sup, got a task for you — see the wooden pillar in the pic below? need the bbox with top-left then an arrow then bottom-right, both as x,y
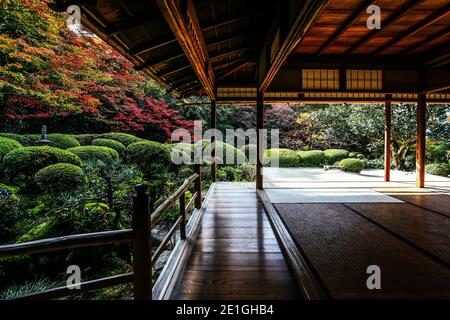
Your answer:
132,185 -> 152,300
384,96 -> 392,182
194,164 -> 202,209
416,93 -> 426,188
256,91 -> 264,190
211,100 -> 217,182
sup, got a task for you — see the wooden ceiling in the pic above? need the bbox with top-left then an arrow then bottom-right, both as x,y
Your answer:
50,0 -> 450,100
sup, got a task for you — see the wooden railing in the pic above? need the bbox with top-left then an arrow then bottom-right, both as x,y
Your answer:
0,164 -> 202,300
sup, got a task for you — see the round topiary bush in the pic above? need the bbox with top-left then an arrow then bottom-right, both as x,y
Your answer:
264,149 -> 299,167
72,134 -> 99,146
241,144 -> 257,163
196,140 -> 246,165
339,158 -> 365,173
324,149 -> 349,165
298,150 -> 325,167
68,146 -> 119,163
47,134 -> 80,149
3,146 -> 82,184
98,133 -> 142,147
92,139 -> 126,155
170,143 -> 193,165
0,137 -> 22,161
35,163 -> 85,193
127,141 -> 171,177
0,133 -> 35,146
426,163 -> 450,177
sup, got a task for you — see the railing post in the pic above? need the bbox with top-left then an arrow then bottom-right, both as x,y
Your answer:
179,193 -> 186,240
132,184 -> 152,300
194,164 -> 202,209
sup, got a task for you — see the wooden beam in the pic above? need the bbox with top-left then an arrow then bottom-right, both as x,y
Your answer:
316,0 -> 376,56
201,14 -> 254,32
130,37 -> 178,56
258,0 -> 329,92
416,94 -> 426,188
211,99 -> 217,182
105,14 -> 159,35
373,4 -> 450,56
256,91 -> 264,190
206,33 -> 249,48
401,27 -> 450,55
159,64 -> 192,78
134,52 -> 185,71
345,0 -> 424,55
384,96 -> 392,182
156,0 -> 215,99
210,47 -> 251,63
216,61 -> 250,81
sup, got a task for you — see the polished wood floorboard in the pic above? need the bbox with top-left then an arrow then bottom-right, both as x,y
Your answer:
173,183 -> 302,300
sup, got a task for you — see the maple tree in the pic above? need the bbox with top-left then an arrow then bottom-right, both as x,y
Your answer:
0,0 -> 191,140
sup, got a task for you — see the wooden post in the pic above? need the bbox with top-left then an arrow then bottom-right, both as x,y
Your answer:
384,96 -> 392,182
179,192 -> 186,240
256,91 -> 264,190
132,184 -> 152,300
194,164 -> 202,209
211,99 -> 217,182
416,93 -> 426,188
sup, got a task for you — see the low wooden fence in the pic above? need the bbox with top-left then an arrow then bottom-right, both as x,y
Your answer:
0,165 -> 202,300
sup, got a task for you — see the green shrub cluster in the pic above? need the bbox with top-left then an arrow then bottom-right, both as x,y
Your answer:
46,134 -> 80,149
298,150 -> 325,167
92,139 -> 126,155
264,149 -> 299,167
72,134 -> 99,146
196,140 -> 246,165
324,149 -> 349,165
127,141 -> 171,177
35,163 -> 85,193
240,144 -> 257,161
0,137 -> 22,161
426,163 -> 450,177
3,146 -> 82,184
339,158 -> 365,173
0,133 -> 35,146
98,133 -> 142,146
68,146 -> 119,163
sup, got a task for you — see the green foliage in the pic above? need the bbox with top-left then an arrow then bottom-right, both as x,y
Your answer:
425,163 -> 450,177
98,133 -> 142,147
0,133 -> 35,146
0,190 -> 21,243
0,137 -> 22,161
427,143 -> 448,164
264,149 -> 299,167
324,149 -> 349,165
17,221 -> 55,243
298,150 -> 325,167
363,158 -> 385,169
35,163 -> 85,193
0,277 -> 59,300
196,140 -> 246,165
47,134 -> 80,149
3,146 -> 82,185
92,139 -> 126,155
241,144 -> 257,162
72,134 -> 99,146
68,146 -> 119,163
127,141 -> 171,178
339,158 -> 364,173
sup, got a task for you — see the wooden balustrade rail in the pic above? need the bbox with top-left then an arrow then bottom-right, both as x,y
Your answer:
0,164 -> 203,300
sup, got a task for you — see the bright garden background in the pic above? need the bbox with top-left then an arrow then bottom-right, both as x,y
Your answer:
0,0 -> 449,299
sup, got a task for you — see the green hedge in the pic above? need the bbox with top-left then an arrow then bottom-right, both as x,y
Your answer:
98,133 -> 142,146
3,147 -> 82,184
72,134 -> 99,146
196,140 -> 246,165
127,141 -> 171,177
298,150 -> 325,167
339,158 -> 364,173
324,149 -> 349,165
241,144 -> 257,162
17,221 -> 55,243
264,149 -> 299,167
92,139 -> 126,155
426,163 -> 450,177
68,146 -> 119,163
35,163 -> 85,193
0,133 -> 35,146
0,137 -> 22,161
46,134 -> 80,149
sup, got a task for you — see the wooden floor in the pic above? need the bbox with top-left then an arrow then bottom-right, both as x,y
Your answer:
173,183 -> 302,300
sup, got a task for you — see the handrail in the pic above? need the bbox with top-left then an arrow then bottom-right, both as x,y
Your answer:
0,230 -> 133,258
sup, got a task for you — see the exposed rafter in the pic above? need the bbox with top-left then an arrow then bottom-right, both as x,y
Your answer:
156,0 -> 215,99
345,0 -> 424,55
373,4 -> 450,56
216,61 -> 251,82
210,47 -> 251,63
159,64 -> 192,78
206,33 -> 249,49
134,53 -> 185,71
130,37 -> 177,56
401,27 -> 450,55
201,14 -> 255,32
105,14 -> 159,36
316,0 -> 376,56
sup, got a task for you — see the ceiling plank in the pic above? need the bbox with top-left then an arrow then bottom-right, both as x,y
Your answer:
156,0 -> 215,99
344,0 -> 424,55
373,4 -> 450,56
401,27 -> 450,55
210,47 -> 251,62
134,52 -> 185,71
216,61 -> 251,81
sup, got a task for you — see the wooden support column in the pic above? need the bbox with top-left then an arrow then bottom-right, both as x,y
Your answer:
211,100 -> 217,182
416,93 -> 427,188
256,92 -> 264,190
384,96 -> 392,182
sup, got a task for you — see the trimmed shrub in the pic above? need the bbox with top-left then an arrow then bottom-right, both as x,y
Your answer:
35,163 -> 85,193
196,140 -> 246,165
263,148 -> 292,158
324,149 -> 349,165
363,158 -> 384,169
241,144 -> 257,162
0,137 -> 22,161
426,163 -> 450,177
0,133 -> 35,146
72,134 -> 99,146
17,221 -> 55,243
127,141 -> 171,177
46,134 -> 80,149
264,149 -> 299,167
68,146 -> 119,163
98,133 -> 142,146
298,150 -> 325,167
92,139 -> 126,155
339,158 -> 364,173
170,143 -> 193,165
3,147 -> 82,184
